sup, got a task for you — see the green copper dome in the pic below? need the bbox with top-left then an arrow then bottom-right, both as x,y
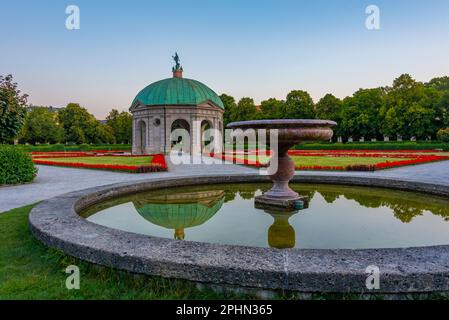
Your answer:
132,77 -> 224,109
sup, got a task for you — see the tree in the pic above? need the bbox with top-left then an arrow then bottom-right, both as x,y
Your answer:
340,88 -> 385,139
315,94 -> 342,120
382,74 -> 438,139
259,98 -> 285,120
19,107 -> 63,144
438,91 -> 449,127
234,97 -> 258,121
58,103 -> 115,144
0,74 -> 28,143
93,123 -> 116,144
106,109 -> 132,143
220,94 -> 238,125
426,76 -> 449,92
315,94 -> 343,136
283,90 -> 315,119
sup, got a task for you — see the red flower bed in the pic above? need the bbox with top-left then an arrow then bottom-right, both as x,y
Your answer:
293,149 -> 441,153
150,154 -> 168,171
32,153 -> 168,173
287,150 -> 445,158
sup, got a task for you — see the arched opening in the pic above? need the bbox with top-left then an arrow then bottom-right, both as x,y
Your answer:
200,120 -> 214,154
136,120 -> 147,154
171,119 -> 191,153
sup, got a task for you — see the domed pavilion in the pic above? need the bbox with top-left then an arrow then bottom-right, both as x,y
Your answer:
129,53 -> 224,155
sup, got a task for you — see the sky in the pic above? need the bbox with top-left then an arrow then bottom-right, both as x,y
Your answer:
1,0 -> 449,119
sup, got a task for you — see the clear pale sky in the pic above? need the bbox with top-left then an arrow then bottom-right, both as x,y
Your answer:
1,0 -> 449,119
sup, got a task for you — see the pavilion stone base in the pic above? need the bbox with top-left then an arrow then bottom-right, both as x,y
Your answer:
255,194 -> 309,211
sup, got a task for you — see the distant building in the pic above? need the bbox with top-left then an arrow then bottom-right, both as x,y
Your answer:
129,54 -> 224,155
27,105 -> 62,113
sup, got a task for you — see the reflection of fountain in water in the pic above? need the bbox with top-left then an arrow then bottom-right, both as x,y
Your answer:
133,190 -> 225,240
258,200 -> 309,249
267,212 -> 297,249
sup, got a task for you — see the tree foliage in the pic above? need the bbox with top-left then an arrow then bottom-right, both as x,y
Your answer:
58,103 -> 115,144
284,90 -> 315,119
106,109 -> 132,144
221,73 -> 449,141
19,107 -> 63,144
220,94 -> 238,126
315,94 -> 343,135
260,98 -> 285,120
341,88 -> 385,139
234,97 -> 258,122
0,74 -> 28,143
382,74 -> 437,139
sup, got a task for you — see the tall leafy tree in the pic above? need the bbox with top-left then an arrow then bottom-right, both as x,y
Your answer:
93,123 -> 116,144
220,94 -> 238,125
58,103 -> 115,144
259,98 -> 285,119
426,76 -> 449,92
106,109 -> 132,143
0,74 -> 28,143
19,107 -> 63,144
315,94 -> 342,121
340,88 -> 385,139
283,90 -> 315,119
235,97 -> 258,121
382,74 -> 438,139
438,91 -> 449,127
315,94 -> 343,137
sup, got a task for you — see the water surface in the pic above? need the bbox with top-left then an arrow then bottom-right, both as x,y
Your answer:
81,183 -> 449,249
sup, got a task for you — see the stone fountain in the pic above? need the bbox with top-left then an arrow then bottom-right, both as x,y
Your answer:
227,119 -> 336,210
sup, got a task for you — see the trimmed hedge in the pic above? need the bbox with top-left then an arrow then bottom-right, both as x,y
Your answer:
16,143 -> 131,153
0,145 -> 37,185
293,141 -> 449,151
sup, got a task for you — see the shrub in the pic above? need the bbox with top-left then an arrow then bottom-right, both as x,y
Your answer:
0,145 -> 37,185
437,128 -> 449,142
293,141 -> 449,151
16,143 -> 131,153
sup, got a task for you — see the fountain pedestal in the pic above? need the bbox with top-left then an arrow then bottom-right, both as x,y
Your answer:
227,119 -> 336,211
255,152 -> 309,210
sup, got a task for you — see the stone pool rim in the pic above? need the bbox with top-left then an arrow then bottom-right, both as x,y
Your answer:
29,174 -> 449,294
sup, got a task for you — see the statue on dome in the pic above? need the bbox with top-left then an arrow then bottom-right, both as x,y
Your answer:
172,52 -> 182,71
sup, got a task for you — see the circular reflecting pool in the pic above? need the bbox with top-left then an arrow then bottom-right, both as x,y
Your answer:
80,183 -> 449,249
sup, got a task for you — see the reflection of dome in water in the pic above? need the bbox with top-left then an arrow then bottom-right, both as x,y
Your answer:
133,190 -> 225,239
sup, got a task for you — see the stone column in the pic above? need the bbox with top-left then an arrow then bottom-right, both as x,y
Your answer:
132,119 -> 137,154
191,115 -> 200,156
165,115 -> 172,154
145,116 -> 151,154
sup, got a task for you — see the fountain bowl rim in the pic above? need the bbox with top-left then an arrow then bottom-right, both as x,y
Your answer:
28,174 -> 449,295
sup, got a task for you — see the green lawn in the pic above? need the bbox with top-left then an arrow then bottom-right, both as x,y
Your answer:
34,156 -> 153,166
237,155 -> 409,167
0,205 -> 239,299
291,156 -> 408,167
